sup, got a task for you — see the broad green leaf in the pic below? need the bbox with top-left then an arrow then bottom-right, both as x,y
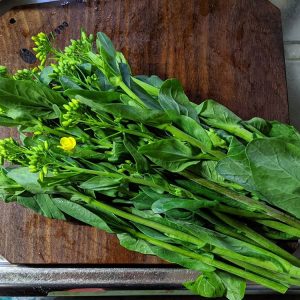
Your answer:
151,196 -> 217,213
217,137 -> 256,191
158,79 -> 198,121
243,117 -> 271,135
7,167 -> 42,193
218,271 -> 246,300
197,100 -> 253,142
53,197 -> 113,232
268,121 -> 300,142
184,272 -> 226,298
39,66 -> 54,85
139,138 -> 200,172
80,175 -> 123,191
175,115 -> 212,151
0,78 -> 66,107
35,194 -> 66,220
246,138 -> 300,218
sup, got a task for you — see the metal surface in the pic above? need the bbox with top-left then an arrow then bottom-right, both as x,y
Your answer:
0,262 -> 300,296
270,0 -> 300,130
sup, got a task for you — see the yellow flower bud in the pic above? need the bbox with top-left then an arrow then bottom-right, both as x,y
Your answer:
39,171 -> 44,182
59,137 -> 76,151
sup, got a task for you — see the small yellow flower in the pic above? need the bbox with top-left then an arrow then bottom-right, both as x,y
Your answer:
59,137 -> 76,151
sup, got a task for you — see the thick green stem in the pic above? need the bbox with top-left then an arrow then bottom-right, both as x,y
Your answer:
256,219 -> 300,238
212,211 -> 300,267
197,211 -> 261,246
215,205 -> 269,219
123,227 -> 287,293
202,119 -> 254,142
224,257 -> 299,287
64,166 -> 165,191
181,171 -> 300,230
60,187 -> 297,277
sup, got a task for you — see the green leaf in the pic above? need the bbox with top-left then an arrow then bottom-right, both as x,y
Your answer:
123,135 -> 149,173
184,272 -> 226,298
80,175 -> 123,191
64,89 -> 121,104
158,79 -> 198,121
35,194 -> 66,219
7,167 -> 42,193
97,32 -> 117,58
218,271 -> 246,300
197,99 -> 241,125
39,66 -> 54,85
118,233 -> 214,272
268,121 -> 300,142
175,115 -> 212,151
151,196 -> 218,213
217,137 -> 256,191
131,188 -> 158,210
134,75 -> 163,89
139,138 -> 200,172
0,78 -> 66,107
246,138 -> 300,218
60,76 -> 82,90
52,197 -> 113,232
243,117 -> 271,135
17,196 -> 44,214
197,100 -> 253,142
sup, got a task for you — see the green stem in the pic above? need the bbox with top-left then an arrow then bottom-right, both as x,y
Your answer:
163,124 -> 225,159
64,166 -> 167,192
212,211 -> 300,268
214,205 -> 269,219
60,186 -> 296,277
196,211 -> 261,246
181,171 -> 300,230
256,219 -> 300,238
224,257 -> 299,287
119,81 -> 146,108
202,119 -> 254,142
123,227 -> 287,293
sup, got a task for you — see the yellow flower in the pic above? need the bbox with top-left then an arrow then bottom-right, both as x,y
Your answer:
60,137 -> 76,151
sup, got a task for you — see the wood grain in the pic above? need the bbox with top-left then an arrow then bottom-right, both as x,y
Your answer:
0,0 -> 288,264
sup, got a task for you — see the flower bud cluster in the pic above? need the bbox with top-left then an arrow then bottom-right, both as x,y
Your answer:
32,32 -> 52,66
62,99 -> 80,127
27,140 -> 49,173
0,138 -> 26,165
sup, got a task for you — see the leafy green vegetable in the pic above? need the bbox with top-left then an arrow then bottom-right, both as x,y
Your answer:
139,138 -> 200,172
184,272 -> 226,298
246,138 -> 300,218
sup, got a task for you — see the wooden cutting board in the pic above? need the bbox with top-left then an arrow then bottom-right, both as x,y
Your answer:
0,0 -> 288,264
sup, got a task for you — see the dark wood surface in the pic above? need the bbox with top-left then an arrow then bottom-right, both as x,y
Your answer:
0,0 -> 288,264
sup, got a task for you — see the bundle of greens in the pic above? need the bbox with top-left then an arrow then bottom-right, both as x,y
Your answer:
0,30 -> 300,299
